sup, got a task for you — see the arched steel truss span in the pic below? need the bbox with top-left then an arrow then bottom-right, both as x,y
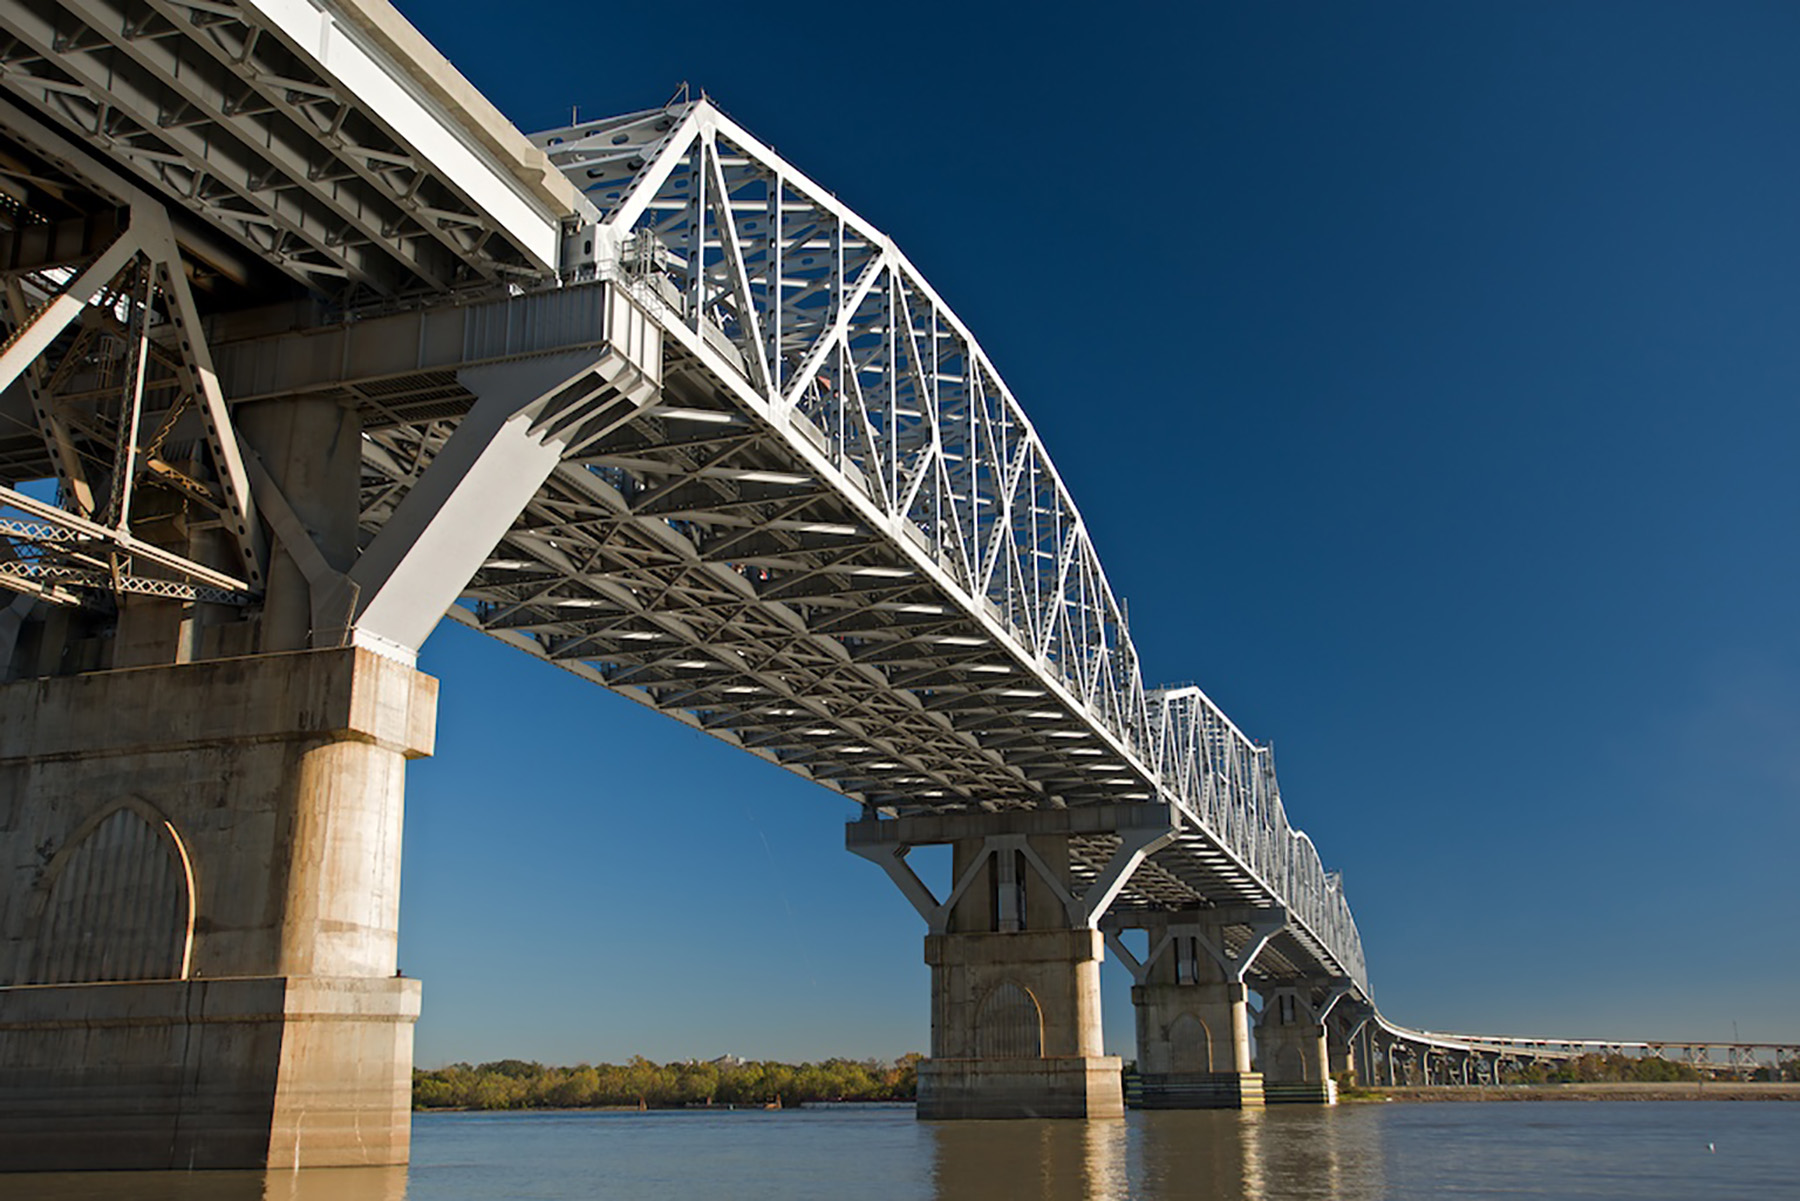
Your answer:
478,99 -> 1370,991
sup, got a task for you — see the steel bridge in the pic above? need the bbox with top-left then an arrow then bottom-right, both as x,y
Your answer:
0,0 -> 1775,1171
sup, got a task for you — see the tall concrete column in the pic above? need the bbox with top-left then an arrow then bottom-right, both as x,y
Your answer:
0,647 -> 435,1170
0,305 -> 659,1171
1327,1024 -> 1354,1081
1254,981 -> 1341,1104
917,828 -> 1120,1119
849,806 -> 1177,1120
1109,909 -> 1275,1108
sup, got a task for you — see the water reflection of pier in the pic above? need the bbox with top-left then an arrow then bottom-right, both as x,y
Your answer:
0,1166 -> 408,1201
928,1108 -> 1387,1200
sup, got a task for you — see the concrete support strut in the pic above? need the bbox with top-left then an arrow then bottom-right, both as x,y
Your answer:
0,647 -> 436,1170
848,805 -> 1176,1120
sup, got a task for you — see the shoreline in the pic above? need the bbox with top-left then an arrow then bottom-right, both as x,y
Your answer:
1346,1082 -> 1800,1103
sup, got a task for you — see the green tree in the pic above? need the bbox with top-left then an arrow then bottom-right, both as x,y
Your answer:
478,1059 -> 545,1080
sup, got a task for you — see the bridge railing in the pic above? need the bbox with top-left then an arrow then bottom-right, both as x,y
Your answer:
534,101 -> 1365,990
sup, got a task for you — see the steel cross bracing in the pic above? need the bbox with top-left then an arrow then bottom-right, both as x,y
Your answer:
0,0 -> 574,299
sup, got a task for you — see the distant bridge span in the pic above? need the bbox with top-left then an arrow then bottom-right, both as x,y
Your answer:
0,0 -> 1766,1172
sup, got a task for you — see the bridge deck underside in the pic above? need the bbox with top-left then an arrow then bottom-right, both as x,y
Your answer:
339,347 -> 1318,925
0,0 -> 566,299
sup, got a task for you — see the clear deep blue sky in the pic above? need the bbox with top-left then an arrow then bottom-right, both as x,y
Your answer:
396,0 -> 1800,1066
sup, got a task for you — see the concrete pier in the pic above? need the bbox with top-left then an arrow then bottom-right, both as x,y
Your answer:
1128,912 -> 1265,1108
1254,982 -> 1340,1104
850,806 -> 1179,1120
920,923 -> 1122,1119
0,647 -> 435,1169
917,830 -> 1121,1119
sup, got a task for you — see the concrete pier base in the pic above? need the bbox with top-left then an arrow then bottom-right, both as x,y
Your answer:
1262,1078 -> 1339,1104
0,976 -> 419,1170
850,810 -> 1178,1121
0,647 -> 435,1169
1118,911 -> 1273,1109
918,1056 -> 1123,1120
1135,1070 -> 1266,1109
921,926 -> 1123,1120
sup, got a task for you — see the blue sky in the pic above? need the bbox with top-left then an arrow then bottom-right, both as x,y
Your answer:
397,1 -> 1800,1066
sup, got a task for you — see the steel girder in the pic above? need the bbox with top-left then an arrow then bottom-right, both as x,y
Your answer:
0,55 -> 1370,990
319,300 -> 1365,989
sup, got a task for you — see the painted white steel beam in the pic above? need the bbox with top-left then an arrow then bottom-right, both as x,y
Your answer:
349,348 -> 660,656
237,0 -> 577,267
0,0 -> 578,294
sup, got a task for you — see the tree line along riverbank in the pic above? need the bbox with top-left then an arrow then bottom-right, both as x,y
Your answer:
414,1051 -> 1799,1111
412,1055 -> 921,1110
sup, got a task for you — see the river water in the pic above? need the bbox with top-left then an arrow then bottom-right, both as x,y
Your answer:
11,1102 -> 1799,1200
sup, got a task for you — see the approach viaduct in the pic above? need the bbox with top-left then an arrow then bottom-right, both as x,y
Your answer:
0,0 -> 1761,1171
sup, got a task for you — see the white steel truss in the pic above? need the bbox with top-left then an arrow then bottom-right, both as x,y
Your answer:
0,75 -> 1370,989
520,100 -> 1368,990
1366,1012 -> 1800,1082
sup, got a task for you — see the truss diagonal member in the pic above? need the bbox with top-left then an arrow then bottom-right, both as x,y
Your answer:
778,252 -> 891,415
1100,929 -> 1152,985
0,225 -> 143,400
239,446 -> 358,649
136,207 -> 268,591
2,277 -> 94,518
845,834 -> 944,928
349,349 -> 661,656
701,134 -> 769,390
1067,819 -> 1180,929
